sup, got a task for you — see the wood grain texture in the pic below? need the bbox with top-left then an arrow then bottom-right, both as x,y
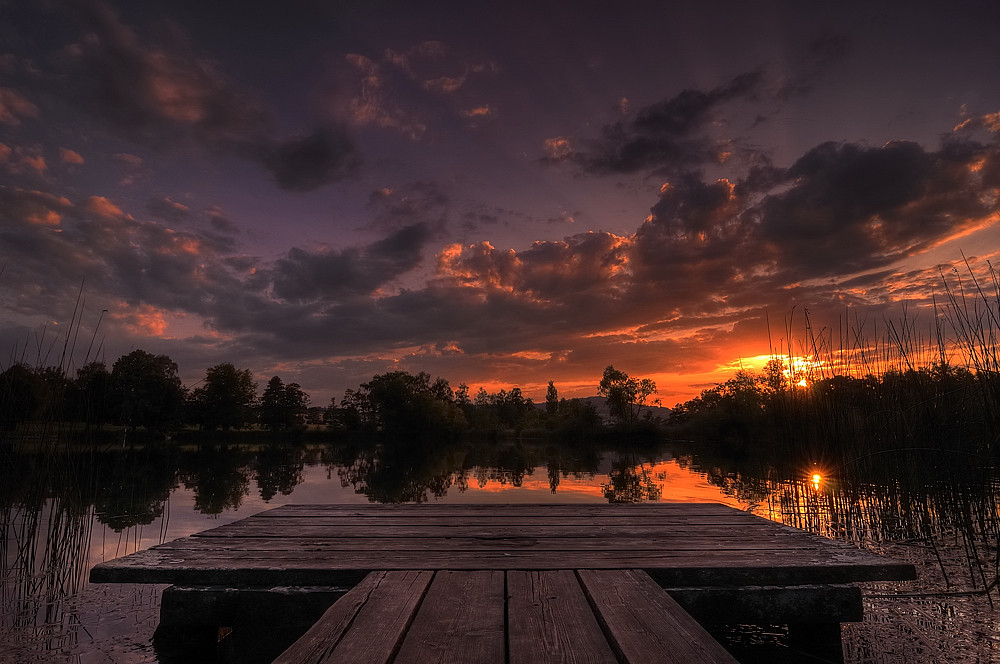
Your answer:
272,570 -> 431,664
89,504 -> 917,587
507,570 -> 617,664
578,569 -> 739,664
393,570 -> 506,664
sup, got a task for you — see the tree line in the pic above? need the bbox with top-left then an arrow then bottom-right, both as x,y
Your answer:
0,349 -> 310,433
0,349 -> 661,438
665,358 -> 1000,460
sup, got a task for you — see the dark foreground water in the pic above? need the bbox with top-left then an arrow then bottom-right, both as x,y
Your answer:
2,437 -> 999,663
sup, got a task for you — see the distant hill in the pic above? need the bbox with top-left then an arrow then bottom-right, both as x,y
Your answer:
573,396 -> 672,424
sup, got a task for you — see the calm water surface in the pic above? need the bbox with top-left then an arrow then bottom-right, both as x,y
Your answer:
2,439 -> 999,662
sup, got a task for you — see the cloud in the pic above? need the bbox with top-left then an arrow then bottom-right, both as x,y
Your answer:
0,187 -> 72,228
59,148 -> 85,164
366,181 -> 450,232
544,70 -> 764,176
0,87 -> 39,125
83,195 -> 128,219
0,143 -> 47,175
755,139 -> 997,276
343,53 -> 429,140
146,196 -> 191,223
257,128 -> 359,192
59,0 -> 358,191
65,0 -> 267,145
268,223 -> 433,302
3,116 -> 996,404
338,40 -> 499,139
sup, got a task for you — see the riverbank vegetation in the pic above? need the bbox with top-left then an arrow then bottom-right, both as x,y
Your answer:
0,344 -> 660,441
667,268 -> 1000,471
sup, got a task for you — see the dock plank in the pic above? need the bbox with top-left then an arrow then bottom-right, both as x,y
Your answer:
507,570 -> 618,664
255,503 -> 751,518
149,535 -> 822,553
89,504 -> 917,588
578,569 -> 739,664
87,504 -> 917,664
272,570 -> 431,664
393,571 -> 505,664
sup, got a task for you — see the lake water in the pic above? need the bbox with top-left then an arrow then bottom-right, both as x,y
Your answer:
2,438 -> 999,662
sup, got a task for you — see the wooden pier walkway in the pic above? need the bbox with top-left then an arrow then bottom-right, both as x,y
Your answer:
89,504 -> 917,663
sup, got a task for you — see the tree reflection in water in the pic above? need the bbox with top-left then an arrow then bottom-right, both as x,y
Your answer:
602,457 -> 663,503
4,436 -> 1000,662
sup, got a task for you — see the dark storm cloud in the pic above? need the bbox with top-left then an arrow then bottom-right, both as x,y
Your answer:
257,128 -> 360,192
756,139 -> 997,276
0,187 -> 254,324
426,134 -> 1000,354
55,0 -> 359,191
269,223 -> 432,302
64,0 -> 268,145
180,131 -> 1000,365
548,70 -> 765,176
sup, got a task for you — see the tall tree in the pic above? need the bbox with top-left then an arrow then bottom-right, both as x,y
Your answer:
598,365 -> 657,425
0,364 -> 39,430
342,371 -> 465,435
545,381 -> 559,416
68,361 -> 112,427
189,363 -> 257,430
259,376 -> 310,432
110,350 -> 185,432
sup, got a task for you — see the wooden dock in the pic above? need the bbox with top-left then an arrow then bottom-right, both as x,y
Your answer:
89,503 -> 917,663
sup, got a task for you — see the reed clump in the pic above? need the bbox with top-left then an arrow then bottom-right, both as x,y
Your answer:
668,258 -> 1000,603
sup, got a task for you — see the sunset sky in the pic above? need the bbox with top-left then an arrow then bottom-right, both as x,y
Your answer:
2,0 -> 999,407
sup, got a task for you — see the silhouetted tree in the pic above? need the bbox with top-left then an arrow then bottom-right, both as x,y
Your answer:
341,371 -> 466,435
598,365 -> 658,425
260,376 -> 310,432
545,381 -> 559,416
0,364 -> 39,429
110,350 -> 185,432
189,363 -> 257,430
68,361 -> 112,427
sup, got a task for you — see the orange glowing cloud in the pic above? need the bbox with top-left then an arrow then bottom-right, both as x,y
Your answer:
0,87 -> 39,125
164,233 -> 203,256
59,148 -> 85,165
26,209 -> 61,226
84,196 -> 128,218
462,106 -> 494,118
543,136 -> 573,161
113,304 -> 169,337
0,143 -> 46,174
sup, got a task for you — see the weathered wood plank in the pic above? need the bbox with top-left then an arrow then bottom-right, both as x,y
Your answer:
189,523 -> 821,539
150,535 -> 823,553
261,503 -> 743,516
89,504 -> 917,588
235,513 -> 763,523
197,520 -> 768,535
393,570 -> 505,664
89,549 -> 915,586
578,569 -> 739,664
272,570 -> 432,664
507,570 -> 618,664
